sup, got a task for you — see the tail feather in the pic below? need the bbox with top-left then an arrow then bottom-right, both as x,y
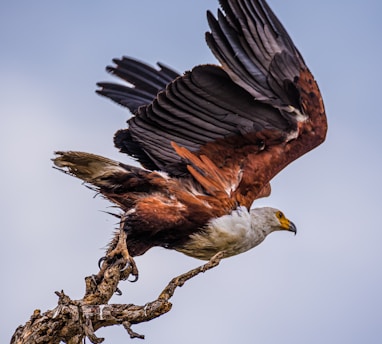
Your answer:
53,151 -> 128,189
53,151 -> 168,209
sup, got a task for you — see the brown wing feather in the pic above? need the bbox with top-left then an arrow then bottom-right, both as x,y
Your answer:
171,142 -> 241,198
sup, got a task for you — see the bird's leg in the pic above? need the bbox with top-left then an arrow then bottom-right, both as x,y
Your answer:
94,216 -> 139,285
105,228 -> 139,281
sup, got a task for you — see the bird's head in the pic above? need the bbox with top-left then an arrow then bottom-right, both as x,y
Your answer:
250,207 -> 297,235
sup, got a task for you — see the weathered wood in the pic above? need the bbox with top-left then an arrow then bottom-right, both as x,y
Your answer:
10,231 -> 223,343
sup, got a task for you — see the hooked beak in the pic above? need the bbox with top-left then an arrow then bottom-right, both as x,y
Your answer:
288,221 -> 297,235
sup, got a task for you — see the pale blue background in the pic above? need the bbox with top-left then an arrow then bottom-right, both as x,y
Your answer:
1,1 -> 382,343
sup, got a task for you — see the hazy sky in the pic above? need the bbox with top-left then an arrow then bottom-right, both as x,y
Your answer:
1,1 -> 382,343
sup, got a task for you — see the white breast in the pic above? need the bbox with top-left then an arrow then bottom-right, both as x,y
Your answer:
176,206 -> 266,260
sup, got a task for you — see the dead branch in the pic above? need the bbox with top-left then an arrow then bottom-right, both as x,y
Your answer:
10,226 -> 224,344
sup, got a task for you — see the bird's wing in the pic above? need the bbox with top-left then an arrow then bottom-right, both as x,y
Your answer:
97,0 -> 327,209
97,57 -> 179,114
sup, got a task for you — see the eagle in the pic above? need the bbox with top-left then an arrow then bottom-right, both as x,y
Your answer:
54,0 -> 327,266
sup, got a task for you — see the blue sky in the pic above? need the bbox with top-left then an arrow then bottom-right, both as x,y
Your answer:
1,1 -> 382,343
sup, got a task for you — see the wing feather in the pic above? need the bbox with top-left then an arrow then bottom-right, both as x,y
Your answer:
97,0 -> 327,208
208,0 -> 304,109
97,56 -> 179,113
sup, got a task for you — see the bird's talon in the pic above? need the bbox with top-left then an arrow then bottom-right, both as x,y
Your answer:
120,262 -> 130,273
98,256 -> 107,269
128,273 -> 139,283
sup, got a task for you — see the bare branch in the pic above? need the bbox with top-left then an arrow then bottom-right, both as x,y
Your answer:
10,226 -> 224,344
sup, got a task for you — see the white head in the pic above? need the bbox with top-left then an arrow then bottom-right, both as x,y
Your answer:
249,207 -> 297,235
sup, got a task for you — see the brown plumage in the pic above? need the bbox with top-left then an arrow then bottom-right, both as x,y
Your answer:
54,0 -> 326,261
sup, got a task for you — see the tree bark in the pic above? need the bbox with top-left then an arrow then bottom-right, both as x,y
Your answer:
10,228 -> 223,343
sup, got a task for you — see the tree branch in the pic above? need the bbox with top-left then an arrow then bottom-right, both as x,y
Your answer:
10,226 -> 224,343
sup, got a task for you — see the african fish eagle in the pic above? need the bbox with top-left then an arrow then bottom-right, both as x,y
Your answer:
54,0 -> 327,268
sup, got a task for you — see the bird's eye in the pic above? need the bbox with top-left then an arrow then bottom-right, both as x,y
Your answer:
277,211 -> 284,219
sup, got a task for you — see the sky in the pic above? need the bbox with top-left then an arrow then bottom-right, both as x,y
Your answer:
1,0 -> 382,343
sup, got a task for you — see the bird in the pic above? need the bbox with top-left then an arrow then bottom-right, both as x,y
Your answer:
53,0 -> 327,266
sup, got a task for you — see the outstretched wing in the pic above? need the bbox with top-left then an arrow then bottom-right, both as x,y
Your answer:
97,56 -> 179,114
97,57 -> 180,170
97,0 -> 327,209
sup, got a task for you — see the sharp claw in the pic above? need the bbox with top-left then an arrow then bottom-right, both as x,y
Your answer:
120,263 -> 130,273
115,288 -> 123,296
128,274 -> 139,283
98,256 -> 106,269
120,261 -> 139,282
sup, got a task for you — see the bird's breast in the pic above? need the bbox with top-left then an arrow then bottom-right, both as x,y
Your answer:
175,207 -> 266,260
